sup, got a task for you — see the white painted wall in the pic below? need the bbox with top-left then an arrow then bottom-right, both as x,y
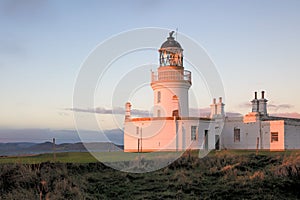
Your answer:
284,120 -> 300,149
221,117 -> 287,150
221,117 -> 261,150
124,119 -> 177,152
152,82 -> 191,117
124,112 -> 300,152
268,120 -> 284,150
177,119 -> 215,150
124,118 -> 217,152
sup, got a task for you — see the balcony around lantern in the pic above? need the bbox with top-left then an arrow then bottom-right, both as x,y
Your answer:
151,70 -> 191,84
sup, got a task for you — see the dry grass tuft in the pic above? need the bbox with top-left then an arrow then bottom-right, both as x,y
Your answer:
249,171 -> 265,180
274,152 -> 300,177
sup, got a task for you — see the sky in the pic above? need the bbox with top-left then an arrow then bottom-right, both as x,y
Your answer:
1,0 -> 300,141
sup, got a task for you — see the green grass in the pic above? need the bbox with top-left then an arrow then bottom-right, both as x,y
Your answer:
0,152 -> 97,164
1,149 -> 299,164
0,151 -> 183,164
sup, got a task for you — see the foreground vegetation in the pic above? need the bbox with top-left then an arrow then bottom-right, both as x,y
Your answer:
1,150 -> 300,199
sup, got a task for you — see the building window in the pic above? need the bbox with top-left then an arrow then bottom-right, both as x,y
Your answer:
234,128 -> 240,142
157,91 -> 161,103
271,132 -> 279,143
191,126 -> 197,141
157,110 -> 161,117
172,109 -> 179,117
136,127 -> 139,135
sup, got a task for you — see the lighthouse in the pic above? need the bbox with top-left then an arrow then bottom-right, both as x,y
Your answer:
123,31 -> 300,153
124,31 -> 218,152
151,31 -> 192,117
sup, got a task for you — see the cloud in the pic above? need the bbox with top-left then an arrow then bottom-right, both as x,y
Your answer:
270,112 -> 300,119
190,107 -> 242,118
67,106 -> 243,118
65,107 -> 149,117
189,107 -> 210,117
66,107 -> 120,115
239,102 -> 251,108
226,112 -> 243,117
57,112 -> 69,117
267,104 -> 293,112
239,101 -> 294,112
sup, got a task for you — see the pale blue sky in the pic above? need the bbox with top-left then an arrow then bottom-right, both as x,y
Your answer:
1,0 -> 300,132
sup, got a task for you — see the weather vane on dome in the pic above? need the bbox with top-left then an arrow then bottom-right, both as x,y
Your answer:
169,31 -> 175,38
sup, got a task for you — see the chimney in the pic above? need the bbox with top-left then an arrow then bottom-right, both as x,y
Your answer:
254,91 -> 257,99
217,97 -> 225,117
258,91 -> 268,116
210,98 -> 217,118
125,102 -> 131,119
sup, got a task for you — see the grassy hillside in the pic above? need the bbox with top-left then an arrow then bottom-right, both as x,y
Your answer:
1,150 -> 300,199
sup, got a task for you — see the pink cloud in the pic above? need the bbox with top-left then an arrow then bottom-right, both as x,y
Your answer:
190,108 -> 242,117
271,112 -> 300,119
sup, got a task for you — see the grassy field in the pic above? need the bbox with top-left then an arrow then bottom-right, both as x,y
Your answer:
0,149 -> 298,164
1,150 -> 300,199
0,151 -> 185,164
0,152 -> 97,164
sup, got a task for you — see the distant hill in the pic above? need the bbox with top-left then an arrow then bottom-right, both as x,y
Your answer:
0,142 -> 36,152
0,128 -> 124,145
0,142 -> 123,156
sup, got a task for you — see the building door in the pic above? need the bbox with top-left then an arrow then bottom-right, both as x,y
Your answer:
215,135 -> 220,150
204,130 -> 208,150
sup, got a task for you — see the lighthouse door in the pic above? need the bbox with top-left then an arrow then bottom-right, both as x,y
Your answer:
204,130 -> 208,150
215,135 -> 220,150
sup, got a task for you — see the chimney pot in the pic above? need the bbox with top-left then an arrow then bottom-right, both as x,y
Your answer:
219,97 -> 222,103
213,98 -> 216,104
254,92 -> 257,99
262,91 -> 265,99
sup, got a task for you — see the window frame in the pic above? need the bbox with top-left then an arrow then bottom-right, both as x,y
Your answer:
271,132 -> 279,143
191,126 -> 197,141
234,128 -> 240,142
157,91 -> 161,103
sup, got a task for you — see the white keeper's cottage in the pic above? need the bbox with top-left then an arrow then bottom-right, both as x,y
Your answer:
123,32 -> 300,152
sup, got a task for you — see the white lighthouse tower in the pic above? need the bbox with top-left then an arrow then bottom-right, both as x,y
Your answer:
124,31 -> 216,152
151,31 -> 192,117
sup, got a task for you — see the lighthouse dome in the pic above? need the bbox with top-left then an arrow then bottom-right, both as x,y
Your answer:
160,31 -> 182,49
159,31 -> 184,67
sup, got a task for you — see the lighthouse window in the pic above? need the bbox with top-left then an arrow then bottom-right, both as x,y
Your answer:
271,132 -> 279,142
234,128 -> 240,142
157,91 -> 161,103
157,110 -> 161,117
191,126 -> 197,141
